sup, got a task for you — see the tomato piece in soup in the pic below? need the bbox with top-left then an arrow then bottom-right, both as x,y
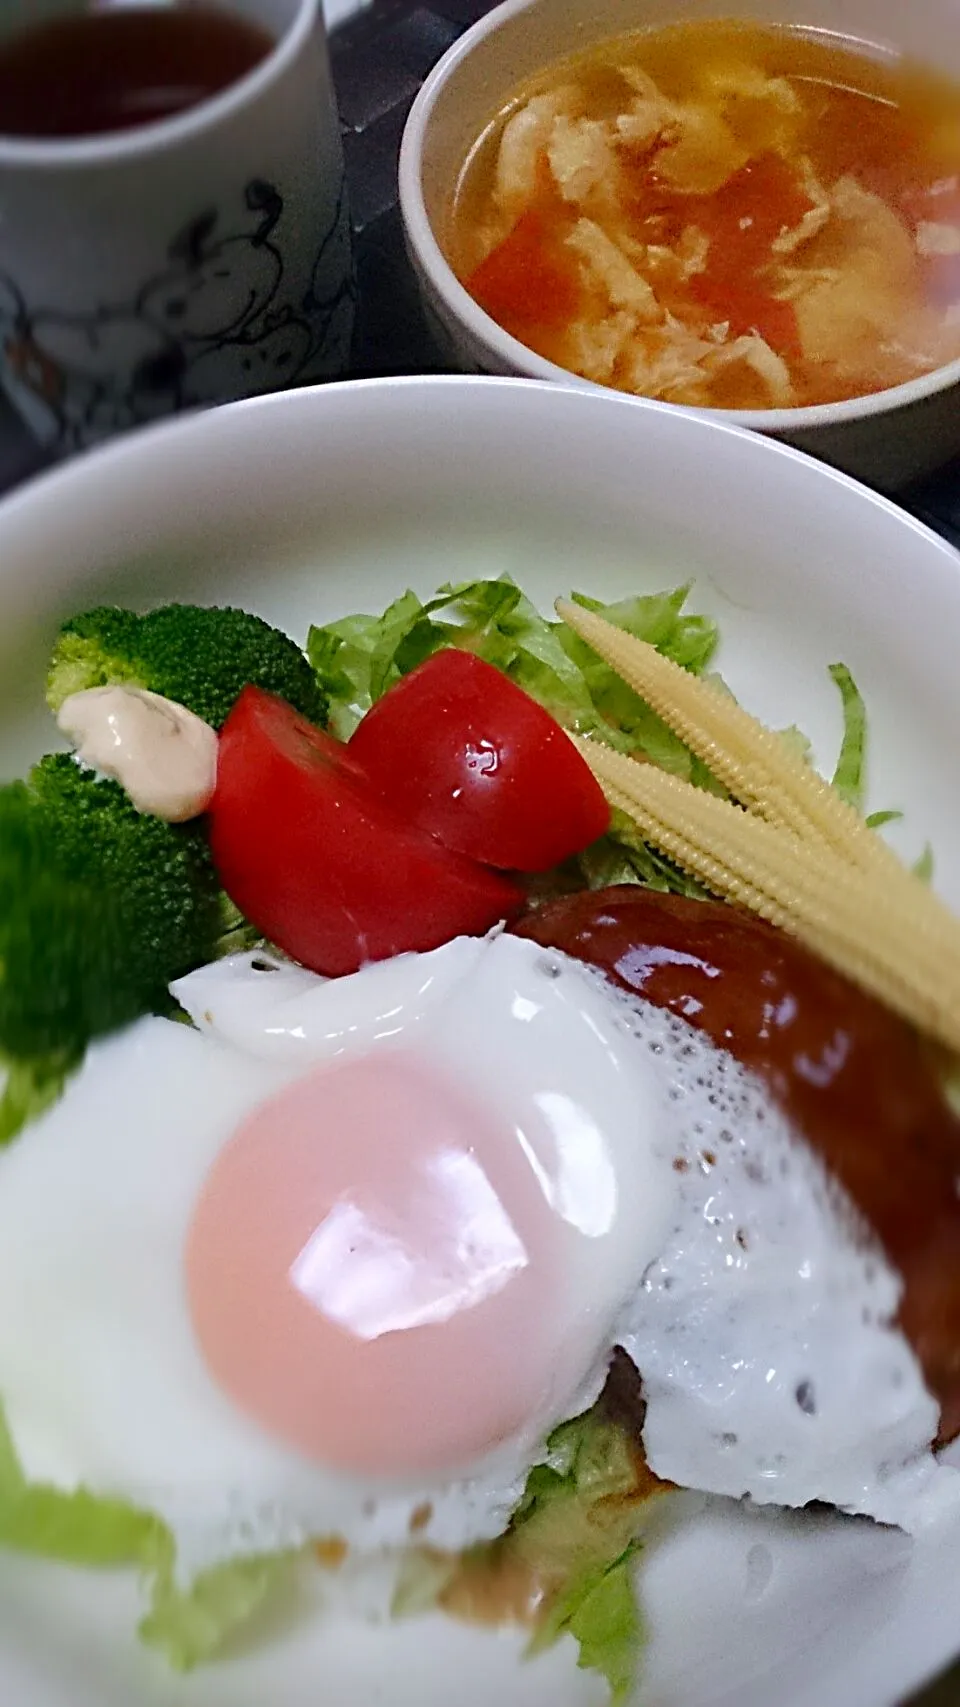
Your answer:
678,154 -> 811,354
688,153 -> 813,268
466,208 -> 583,341
688,274 -> 801,354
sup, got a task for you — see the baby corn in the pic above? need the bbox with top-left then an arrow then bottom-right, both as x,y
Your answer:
557,598 -> 900,877
557,599 -> 960,1052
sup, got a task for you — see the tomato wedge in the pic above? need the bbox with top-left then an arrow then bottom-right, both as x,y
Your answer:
688,273 -> 801,355
348,648 -> 610,872
465,207 -> 583,339
209,687 -> 524,977
686,153 -> 814,272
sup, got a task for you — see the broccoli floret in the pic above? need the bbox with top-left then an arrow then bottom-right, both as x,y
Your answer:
46,603 -> 327,730
0,755 -> 242,1112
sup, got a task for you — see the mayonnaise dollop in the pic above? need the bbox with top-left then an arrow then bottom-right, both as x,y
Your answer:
57,685 -> 218,822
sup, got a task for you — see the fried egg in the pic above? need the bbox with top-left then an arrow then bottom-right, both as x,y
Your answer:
0,933 -> 677,1580
173,939 -> 960,1533
0,931 -> 956,1605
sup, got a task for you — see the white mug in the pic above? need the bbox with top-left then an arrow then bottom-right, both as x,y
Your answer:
0,0 -> 355,452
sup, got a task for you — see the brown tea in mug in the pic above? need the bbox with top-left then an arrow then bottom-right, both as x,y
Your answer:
0,2 -> 275,140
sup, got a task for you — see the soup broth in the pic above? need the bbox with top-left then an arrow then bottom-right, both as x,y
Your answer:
448,21 -> 960,410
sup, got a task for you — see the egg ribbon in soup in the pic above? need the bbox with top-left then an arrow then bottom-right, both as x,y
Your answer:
449,20 -> 960,409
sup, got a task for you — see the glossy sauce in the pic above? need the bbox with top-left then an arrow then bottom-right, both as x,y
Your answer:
449,21 -> 960,409
514,886 -> 960,1444
0,4 -> 273,140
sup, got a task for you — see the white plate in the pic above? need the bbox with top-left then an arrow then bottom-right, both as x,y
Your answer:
0,376 -> 958,1707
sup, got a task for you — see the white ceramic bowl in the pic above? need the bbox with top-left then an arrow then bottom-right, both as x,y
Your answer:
0,376 -> 959,1707
398,0 -> 960,492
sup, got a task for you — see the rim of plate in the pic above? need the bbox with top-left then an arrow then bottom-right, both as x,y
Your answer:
0,377 -> 957,569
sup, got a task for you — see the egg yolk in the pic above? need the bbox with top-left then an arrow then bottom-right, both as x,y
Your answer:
186,1051 -> 566,1476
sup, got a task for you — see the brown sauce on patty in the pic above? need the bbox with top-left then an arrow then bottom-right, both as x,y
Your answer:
514,886 -> 960,1444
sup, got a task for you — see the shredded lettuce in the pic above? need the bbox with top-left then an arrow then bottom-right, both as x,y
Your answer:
309,577 -> 721,900
0,1388 -> 652,1698
309,578 -> 717,753
0,1406 -> 296,1670
310,579 -> 897,909
829,662 -> 867,810
776,724 -> 815,767
914,843 -> 935,884
394,1403 -> 664,1703
828,662 -> 907,841
537,808 -> 712,906
0,1407 -> 158,1566
141,1541 -> 300,1670
561,1546 -> 642,1702
516,1410 -> 652,1701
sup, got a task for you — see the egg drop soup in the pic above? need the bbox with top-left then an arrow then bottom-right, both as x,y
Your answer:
447,21 -> 960,410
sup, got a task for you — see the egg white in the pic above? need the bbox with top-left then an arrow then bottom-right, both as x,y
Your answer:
592,981 -> 960,1534
0,934 -> 677,1582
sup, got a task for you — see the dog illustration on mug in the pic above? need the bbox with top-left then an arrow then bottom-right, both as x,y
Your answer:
0,177 -> 355,448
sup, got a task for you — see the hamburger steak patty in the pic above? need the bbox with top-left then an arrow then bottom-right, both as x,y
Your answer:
513,886 -> 960,1445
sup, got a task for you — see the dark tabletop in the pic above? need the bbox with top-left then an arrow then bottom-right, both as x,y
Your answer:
1,4 -> 958,1699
